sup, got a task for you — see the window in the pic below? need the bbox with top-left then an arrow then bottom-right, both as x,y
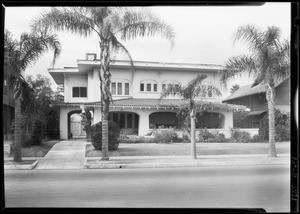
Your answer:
111,83 -> 116,95
110,81 -> 130,96
140,83 -> 144,91
120,114 -> 125,128
140,80 -> 158,92
147,83 -> 151,92
117,83 -> 122,95
125,83 -> 129,95
113,114 -> 118,123
73,87 -> 87,97
127,114 -> 132,128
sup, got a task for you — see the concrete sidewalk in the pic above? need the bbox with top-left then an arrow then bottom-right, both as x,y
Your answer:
35,140 -> 87,170
84,154 -> 290,169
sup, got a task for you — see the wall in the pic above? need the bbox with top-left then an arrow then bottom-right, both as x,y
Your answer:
85,67 -> 222,102
64,74 -> 88,103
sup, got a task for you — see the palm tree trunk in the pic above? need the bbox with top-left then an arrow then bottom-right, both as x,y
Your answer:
13,98 -> 22,162
99,41 -> 111,161
190,109 -> 197,159
266,84 -> 277,157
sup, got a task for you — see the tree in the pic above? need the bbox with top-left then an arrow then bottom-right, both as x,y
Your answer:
219,25 -> 290,157
4,29 -> 61,162
160,74 -> 221,159
32,7 -> 175,160
230,84 -> 240,94
24,75 -> 61,144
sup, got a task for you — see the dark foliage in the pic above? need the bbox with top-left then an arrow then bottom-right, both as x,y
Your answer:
91,121 -> 120,150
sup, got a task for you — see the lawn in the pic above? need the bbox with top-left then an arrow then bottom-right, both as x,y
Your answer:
85,141 -> 290,157
9,140 -> 61,157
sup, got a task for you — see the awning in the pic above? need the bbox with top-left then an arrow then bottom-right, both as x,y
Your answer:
247,110 -> 266,116
55,98 -> 248,111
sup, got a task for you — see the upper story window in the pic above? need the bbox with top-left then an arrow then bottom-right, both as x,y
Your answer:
111,80 -> 130,96
161,80 -> 180,91
140,80 -> 158,92
73,87 -> 87,97
196,82 -> 215,98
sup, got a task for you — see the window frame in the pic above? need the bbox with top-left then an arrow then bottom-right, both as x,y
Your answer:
140,80 -> 158,93
72,87 -> 87,98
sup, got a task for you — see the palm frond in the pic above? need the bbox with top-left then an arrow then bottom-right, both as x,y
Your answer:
31,7 -> 95,38
19,31 -> 61,70
219,55 -> 257,87
234,24 -> 264,53
110,33 -> 134,67
160,83 -> 184,99
114,8 -> 175,48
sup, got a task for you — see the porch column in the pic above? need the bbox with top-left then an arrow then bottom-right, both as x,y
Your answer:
138,111 -> 150,136
60,107 -> 68,140
223,111 -> 233,138
93,107 -> 102,124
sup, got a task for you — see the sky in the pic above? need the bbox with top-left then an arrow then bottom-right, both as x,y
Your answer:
4,3 -> 291,98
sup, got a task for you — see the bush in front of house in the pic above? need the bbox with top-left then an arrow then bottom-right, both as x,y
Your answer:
91,121 -> 120,150
250,134 -> 266,142
119,136 -> 155,144
230,128 -> 251,143
198,128 -> 227,142
259,109 -> 290,142
152,129 -> 180,144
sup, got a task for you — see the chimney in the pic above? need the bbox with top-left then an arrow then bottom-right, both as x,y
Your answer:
86,53 -> 97,60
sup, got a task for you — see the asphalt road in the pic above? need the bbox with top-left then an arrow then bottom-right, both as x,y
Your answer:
4,165 -> 290,212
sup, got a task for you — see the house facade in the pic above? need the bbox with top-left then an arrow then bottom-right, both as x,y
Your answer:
223,78 -> 290,128
49,53 -> 248,140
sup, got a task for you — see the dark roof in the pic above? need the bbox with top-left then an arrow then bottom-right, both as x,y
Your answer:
57,98 -> 248,111
223,78 -> 290,102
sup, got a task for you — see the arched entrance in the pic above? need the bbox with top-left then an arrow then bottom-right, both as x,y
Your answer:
108,111 -> 139,135
196,112 -> 225,128
67,110 -> 86,139
149,112 -> 178,129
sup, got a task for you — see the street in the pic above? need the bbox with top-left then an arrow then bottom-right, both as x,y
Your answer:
4,165 -> 290,212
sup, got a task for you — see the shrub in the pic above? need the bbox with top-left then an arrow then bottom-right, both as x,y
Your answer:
198,128 -> 227,142
152,129 -> 179,144
250,134 -> 265,142
91,121 -> 120,150
119,136 -> 155,144
259,109 -> 290,141
24,120 -> 46,146
230,128 -> 251,143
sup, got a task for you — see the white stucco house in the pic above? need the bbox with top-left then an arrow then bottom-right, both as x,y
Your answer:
49,53 -> 249,140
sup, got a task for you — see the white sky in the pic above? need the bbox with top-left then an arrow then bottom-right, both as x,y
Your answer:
4,3 -> 291,98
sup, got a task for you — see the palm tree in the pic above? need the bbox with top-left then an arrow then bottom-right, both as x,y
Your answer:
219,25 -> 290,157
160,74 -> 221,159
32,7 -> 175,160
4,29 -> 61,162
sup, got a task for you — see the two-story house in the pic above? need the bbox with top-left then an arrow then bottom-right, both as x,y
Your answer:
223,78 -> 290,128
49,53 -> 248,140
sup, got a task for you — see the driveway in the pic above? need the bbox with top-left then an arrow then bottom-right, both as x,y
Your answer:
35,140 -> 87,170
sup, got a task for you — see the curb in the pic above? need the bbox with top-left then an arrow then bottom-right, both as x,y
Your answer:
83,156 -> 290,169
4,160 -> 39,170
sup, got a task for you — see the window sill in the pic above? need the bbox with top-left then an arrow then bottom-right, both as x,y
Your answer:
139,91 -> 159,94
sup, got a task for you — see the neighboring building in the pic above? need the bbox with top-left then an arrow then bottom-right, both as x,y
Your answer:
223,78 -> 290,128
48,53 -> 248,140
3,74 -> 15,140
